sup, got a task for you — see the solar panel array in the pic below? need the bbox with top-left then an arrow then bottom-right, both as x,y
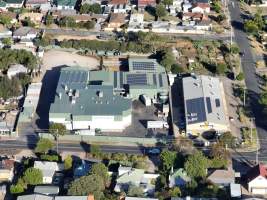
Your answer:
126,74 -> 147,85
186,97 -> 207,124
206,97 -> 212,113
215,98 -> 220,107
159,74 -> 163,87
132,61 -> 156,71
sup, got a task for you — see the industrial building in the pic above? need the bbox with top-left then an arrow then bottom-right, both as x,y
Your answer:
182,75 -> 229,135
49,58 -> 169,132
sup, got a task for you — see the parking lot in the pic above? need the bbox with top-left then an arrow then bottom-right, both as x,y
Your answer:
103,100 -> 169,138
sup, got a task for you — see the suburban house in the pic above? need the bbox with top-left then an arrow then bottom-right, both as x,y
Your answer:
246,164 -> 267,195
25,0 -> 49,8
207,168 -> 235,187
56,0 -> 77,10
182,12 -> 203,21
0,24 -> 12,39
0,159 -> 15,182
137,0 -> 156,10
34,161 -> 63,184
169,168 -> 191,188
34,186 -> 60,196
191,2 -> 210,13
7,64 -> 28,79
107,13 -> 126,29
127,13 -> 144,31
114,166 -> 159,195
0,0 -> 24,8
182,75 -> 229,135
182,1 -> 192,12
108,0 -> 130,13
13,27 -> 38,40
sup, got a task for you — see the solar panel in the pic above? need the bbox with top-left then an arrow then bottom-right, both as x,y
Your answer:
206,97 -> 212,113
126,74 -> 147,85
153,74 -> 157,85
186,97 -> 207,124
159,74 -> 163,87
132,61 -> 156,71
215,99 -> 220,107
114,72 -> 117,88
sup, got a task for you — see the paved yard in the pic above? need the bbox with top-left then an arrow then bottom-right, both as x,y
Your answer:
221,77 -> 243,138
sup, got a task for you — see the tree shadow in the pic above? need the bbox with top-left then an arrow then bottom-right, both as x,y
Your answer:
231,20 -> 244,32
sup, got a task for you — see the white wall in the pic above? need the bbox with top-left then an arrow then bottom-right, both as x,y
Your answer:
248,176 -> 267,194
50,114 -> 132,131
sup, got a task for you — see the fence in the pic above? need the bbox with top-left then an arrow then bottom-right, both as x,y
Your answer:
39,133 -> 168,146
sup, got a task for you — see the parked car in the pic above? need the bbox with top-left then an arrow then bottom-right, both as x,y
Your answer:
148,148 -> 161,155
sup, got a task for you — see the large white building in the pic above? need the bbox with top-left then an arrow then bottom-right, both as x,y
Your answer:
182,75 -> 229,135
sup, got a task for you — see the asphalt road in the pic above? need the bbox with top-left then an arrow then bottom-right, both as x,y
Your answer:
0,140 -> 143,154
229,0 -> 267,162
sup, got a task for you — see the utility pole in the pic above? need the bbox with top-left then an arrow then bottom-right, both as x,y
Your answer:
243,87 -> 246,106
250,118 -> 255,143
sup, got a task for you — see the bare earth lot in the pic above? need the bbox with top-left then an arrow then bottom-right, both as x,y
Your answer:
42,49 -> 99,71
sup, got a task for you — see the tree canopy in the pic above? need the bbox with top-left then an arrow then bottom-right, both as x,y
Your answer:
68,174 -> 105,199
127,185 -> 144,197
155,4 -> 167,18
49,123 -> 67,136
90,163 -> 110,186
160,150 -> 177,172
0,76 -> 21,100
64,155 -> 73,170
80,3 -> 102,14
23,167 -> 43,185
184,151 -> 208,179
35,138 -> 54,154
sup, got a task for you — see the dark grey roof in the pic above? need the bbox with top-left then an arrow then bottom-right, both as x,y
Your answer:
186,97 -> 207,124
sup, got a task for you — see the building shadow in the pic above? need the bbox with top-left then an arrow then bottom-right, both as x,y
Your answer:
35,65 -> 68,130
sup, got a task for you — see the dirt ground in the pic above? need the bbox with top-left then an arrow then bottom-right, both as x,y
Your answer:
42,49 -> 99,71
55,35 -> 97,41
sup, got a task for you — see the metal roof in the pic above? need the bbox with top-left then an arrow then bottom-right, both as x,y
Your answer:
182,75 -> 227,126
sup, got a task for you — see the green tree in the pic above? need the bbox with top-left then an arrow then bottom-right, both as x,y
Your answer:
83,20 -> 95,30
59,16 -> 76,28
64,155 -> 73,170
244,20 -> 259,34
35,138 -> 54,154
22,17 -> 35,27
219,132 -> 237,148
0,14 -> 12,26
18,73 -> 31,88
230,44 -> 240,54
155,4 -> 167,19
10,183 -> 24,194
2,38 -> 12,46
45,14 -> 53,26
160,150 -> 177,172
40,154 -> 59,162
259,91 -> 267,105
212,2 -> 221,13
170,186 -> 181,197
171,63 -> 184,74
254,8 -> 264,30
216,63 -> 227,75
160,49 -> 176,71
68,174 -> 105,199
236,72 -> 244,81
0,76 -> 21,100
127,185 -> 144,197
162,0 -> 173,7
184,151 -> 208,179
216,14 -> 226,23
90,144 -> 102,158
80,3 -> 101,14
23,167 -> 43,185
90,163 -> 109,186
89,3 -> 102,14
49,123 -> 67,136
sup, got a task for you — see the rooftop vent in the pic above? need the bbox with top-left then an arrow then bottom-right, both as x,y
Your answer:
97,91 -> 103,98
59,92 -> 62,99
